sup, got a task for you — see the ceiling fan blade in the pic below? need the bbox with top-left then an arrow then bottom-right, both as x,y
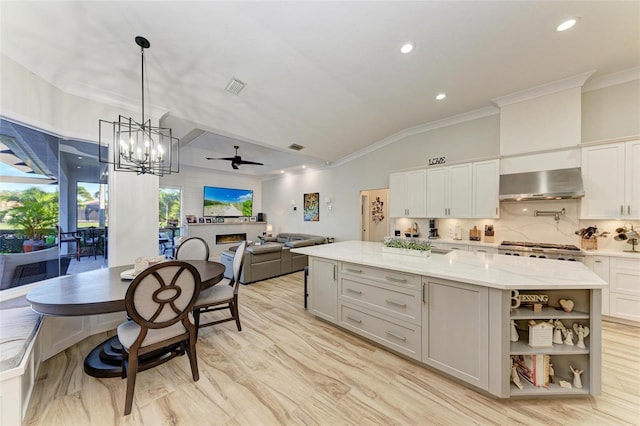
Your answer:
240,160 -> 264,166
206,156 -> 236,161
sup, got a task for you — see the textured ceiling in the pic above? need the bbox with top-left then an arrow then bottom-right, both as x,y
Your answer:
1,1 -> 639,177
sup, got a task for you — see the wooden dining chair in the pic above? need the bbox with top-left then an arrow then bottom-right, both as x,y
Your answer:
175,237 -> 210,261
193,241 -> 246,336
117,261 -> 202,415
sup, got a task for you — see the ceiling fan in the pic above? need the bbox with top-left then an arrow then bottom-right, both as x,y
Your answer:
206,145 -> 264,169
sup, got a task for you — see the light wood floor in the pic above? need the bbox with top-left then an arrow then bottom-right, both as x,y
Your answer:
25,272 -> 640,425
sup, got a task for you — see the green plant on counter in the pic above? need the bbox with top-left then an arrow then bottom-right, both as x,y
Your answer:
383,237 -> 431,251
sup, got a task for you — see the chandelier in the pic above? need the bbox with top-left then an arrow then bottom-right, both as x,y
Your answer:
99,36 -> 179,176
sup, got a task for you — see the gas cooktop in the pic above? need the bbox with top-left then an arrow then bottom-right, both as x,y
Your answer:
500,241 -> 581,251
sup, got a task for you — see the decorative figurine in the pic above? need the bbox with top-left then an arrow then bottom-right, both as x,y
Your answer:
559,298 -> 575,313
570,365 -> 583,389
573,323 -> 590,349
511,358 -> 523,390
553,319 -> 566,345
563,328 -> 575,346
510,320 -> 519,342
549,363 -> 555,384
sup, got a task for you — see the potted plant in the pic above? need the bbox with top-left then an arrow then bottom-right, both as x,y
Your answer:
6,188 -> 58,252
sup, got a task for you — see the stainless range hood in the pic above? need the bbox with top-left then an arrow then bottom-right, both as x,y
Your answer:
499,167 -> 584,201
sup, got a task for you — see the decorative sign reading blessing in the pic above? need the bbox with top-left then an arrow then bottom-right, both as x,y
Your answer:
511,290 -> 549,309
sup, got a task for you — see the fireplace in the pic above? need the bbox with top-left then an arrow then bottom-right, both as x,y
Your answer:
216,233 -> 247,245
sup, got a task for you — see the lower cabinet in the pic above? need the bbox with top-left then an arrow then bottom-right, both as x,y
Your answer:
609,257 -> 640,322
306,256 -> 601,399
308,257 -> 338,323
422,278 -> 489,390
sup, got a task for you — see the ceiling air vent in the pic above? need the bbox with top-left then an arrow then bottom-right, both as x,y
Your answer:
288,143 -> 304,151
225,77 -> 246,95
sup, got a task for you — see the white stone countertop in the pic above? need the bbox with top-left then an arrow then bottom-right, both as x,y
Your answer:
292,240 -> 607,290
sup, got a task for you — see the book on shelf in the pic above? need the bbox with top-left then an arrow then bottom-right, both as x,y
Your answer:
516,354 -> 550,387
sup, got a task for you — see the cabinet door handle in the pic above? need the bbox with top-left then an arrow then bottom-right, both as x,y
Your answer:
386,276 -> 407,283
385,330 -> 407,341
333,264 -> 337,281
594,260 -> 602,263
346,315 -> 362,324
629,205 -> 631,215
476,249 -> 487,253
347,288 -> 362,295
621,205 -> 624,215
422,282 -> 427,303
386,299 -> 407,308
346,268 -> 363,274
450,247 -> 460,250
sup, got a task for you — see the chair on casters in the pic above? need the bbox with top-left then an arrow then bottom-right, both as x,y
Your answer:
193,241 -> 246,336
116,261 -> 202,415
175,237 -> 210,261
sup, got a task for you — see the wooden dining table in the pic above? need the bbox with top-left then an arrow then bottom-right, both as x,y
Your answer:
27,260 -> 225,378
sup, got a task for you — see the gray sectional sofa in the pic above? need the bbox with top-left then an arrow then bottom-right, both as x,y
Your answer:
220,233 -> 326,284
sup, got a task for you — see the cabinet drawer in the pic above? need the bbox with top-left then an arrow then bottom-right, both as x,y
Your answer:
611,257 -> 640,273
339,262 -> 420,289
339,276 -> 421,325
610,293 -> 640,322
610,269 -> 640,297
339,304 -> 421,360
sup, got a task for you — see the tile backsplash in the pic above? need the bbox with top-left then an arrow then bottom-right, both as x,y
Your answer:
392,199 -> 638,252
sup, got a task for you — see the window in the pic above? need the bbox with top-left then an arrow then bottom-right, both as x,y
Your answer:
159,187 -> 181,228
76,182 -> 108,229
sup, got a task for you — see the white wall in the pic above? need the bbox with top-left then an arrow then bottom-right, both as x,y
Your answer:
582,79 -> 640,143
262,114 -> 500,241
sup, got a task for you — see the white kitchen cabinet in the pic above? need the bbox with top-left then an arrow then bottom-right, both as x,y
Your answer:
586,256 -> 610,316
581,140 -> 640,219
389,169 -> 427,217
426,164 -> 472,218
427,160 -> 499,219
609,257 -> 640,322
309,257 -> 338,323
422,277 -> 489,390
472,159 -> 500,218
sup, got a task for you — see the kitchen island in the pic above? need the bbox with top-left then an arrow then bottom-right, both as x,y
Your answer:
292,240 -> 607,398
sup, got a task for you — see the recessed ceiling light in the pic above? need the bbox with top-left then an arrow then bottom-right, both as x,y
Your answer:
400,43 -> 414,54
302,165 -> 306,169
556,18 -> 578,32
280,170 -> 284,174
436,93 -> 446,101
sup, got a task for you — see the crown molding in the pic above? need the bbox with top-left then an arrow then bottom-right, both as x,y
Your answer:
582,67 -> 640,92
491,71 -> 595,107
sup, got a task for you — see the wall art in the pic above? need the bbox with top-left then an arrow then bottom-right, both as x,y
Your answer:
304,192 -> 320,221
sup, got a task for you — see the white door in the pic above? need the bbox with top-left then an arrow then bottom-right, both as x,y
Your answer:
406,169 -> 427,218
473,159 -> 500,218
360,193 -> 369,241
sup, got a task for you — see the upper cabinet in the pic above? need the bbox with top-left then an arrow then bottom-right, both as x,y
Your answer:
581,141 -> 640,220
389,169 -> 427,218
426,160 -> 499,219
472,159 -> 500,218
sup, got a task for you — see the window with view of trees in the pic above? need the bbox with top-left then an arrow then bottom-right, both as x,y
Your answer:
159,187 -> 181,228
76,182 -> 108,229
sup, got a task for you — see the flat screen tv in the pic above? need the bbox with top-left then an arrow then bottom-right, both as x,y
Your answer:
203,186 -> 253,217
